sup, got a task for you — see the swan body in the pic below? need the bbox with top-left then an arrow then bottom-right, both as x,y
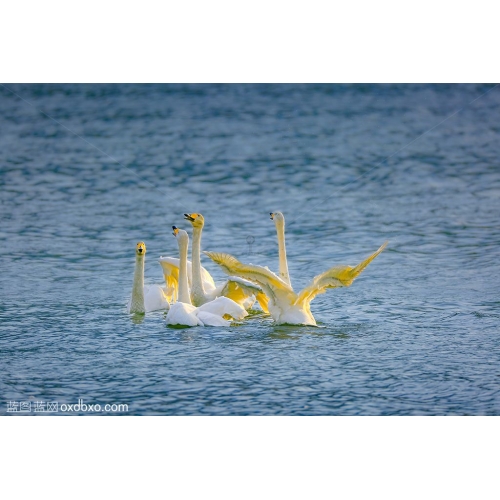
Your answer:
165,302 -> 204,326
165,227 -> 248,327
182,213 -> 269,312
167,297 -> 248,326
167,297 -> 248,327
128,242 -> 170,314
205,241 -> 388,326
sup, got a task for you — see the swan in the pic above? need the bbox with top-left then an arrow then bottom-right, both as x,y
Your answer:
128,242 -> 170,314
179,212 -> 269,312
270,212 -> 292,287
165,227 -> 249,327
204,241 -> 388,326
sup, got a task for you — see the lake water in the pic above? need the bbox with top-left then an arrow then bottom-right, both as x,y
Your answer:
1,83 -> 499,415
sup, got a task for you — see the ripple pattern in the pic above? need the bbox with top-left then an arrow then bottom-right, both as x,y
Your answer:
1,84 -> 499,415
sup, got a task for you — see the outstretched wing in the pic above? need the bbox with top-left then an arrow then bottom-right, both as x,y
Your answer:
204,252 -> 296,308
158,257 -> 180,303
213,276 -> 264,310
204,252 -> 292,291
295,241 -> 388,307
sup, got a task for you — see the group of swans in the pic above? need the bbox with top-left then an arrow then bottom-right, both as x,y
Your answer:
160,214 -> 269,311
129,211 -> 387,326
128,225 -> 252,326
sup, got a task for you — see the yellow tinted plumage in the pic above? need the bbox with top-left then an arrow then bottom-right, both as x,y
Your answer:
204,252 -> 293,293
206,241 -> 387,326
159,259 -> 180,303
294,241 -> 388,307
255,292 -> 270,314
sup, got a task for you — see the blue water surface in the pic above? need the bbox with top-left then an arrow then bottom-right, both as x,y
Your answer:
1,83 -> 499,415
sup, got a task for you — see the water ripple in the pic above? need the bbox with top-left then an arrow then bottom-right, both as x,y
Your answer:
1,84 -> 499,415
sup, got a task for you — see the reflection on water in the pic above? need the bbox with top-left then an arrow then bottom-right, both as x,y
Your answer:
269,324 -> 328,340
130,314 -> 146,325
1,84 -> 499,415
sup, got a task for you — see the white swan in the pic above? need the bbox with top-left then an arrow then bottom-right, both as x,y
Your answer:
166,227 -> 249,327
204,241 -> 388,326
128,242 -> 170,314
270,212 -> 292,287
184,213 -> 269,312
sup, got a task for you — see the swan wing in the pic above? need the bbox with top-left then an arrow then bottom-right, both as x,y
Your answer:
204,251 -> 297,308
224,276 -> 263,293
255,292 -> 270,314
195,311 -> 231,327
204,251 -> 292,290
158,257 -> 180,302
295,241 -> 388,307
213,277 -> 270,313
144,285 -> 170,312
212,278 -> 269,313
212,276 -> 261,309
198,265 -> 216,291
159,257 -> 216,299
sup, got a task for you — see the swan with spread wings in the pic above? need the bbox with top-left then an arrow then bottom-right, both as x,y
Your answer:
204,238 -> 387,326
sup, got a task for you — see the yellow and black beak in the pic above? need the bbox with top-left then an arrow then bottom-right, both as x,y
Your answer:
270,213 -> 274,220
172,226 -> 179,236
184,213 -> 196,222
136,242 -> 146,254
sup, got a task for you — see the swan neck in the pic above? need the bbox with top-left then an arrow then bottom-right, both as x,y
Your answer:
191,226 -> 206,304
130,255 -> 145,313
276,220 -> 291,287
177,238 -> 192,305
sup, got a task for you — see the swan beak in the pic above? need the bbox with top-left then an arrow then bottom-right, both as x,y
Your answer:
136,242 -> 146,254
270,213 -> 274,220
172,226 -> 179,236
184,213 -> 195,222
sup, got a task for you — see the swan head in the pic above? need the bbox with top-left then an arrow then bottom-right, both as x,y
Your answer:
184,213 -> 205,228
136,241 -> 146,256
270,212 -> 285,224
172,226 -> 189,246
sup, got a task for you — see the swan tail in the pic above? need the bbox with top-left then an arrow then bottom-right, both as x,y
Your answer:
295,241 -> 388,307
